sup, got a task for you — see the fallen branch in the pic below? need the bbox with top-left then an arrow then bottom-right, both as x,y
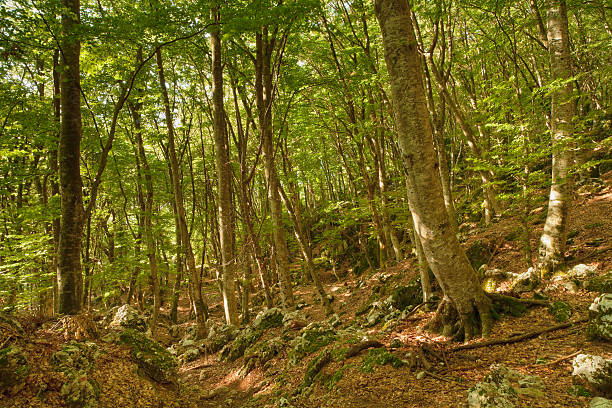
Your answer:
525,350 -> 582,368
452,317 -> 589,351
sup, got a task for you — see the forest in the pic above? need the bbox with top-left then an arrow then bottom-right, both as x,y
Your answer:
0,0 -> 610,407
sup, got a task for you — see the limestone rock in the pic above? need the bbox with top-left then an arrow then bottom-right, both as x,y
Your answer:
219,327 -> 263,362
206,323 -> 239,353
109,305 -> 147,332
242,336 -> 284,374
467,364 -> 544,408
288,322 -> 336,365
51,342 -> 99,408
0,346 -> 29,391
252,308 -> 284,330
572,354 -> 612,398
586,273 -> 612,294
586,294 -> 612,341
569,264 -> 599,280
118,329 -> 178,383
60,373 -> 100,408
386,280 -> 421,310
511,268 -> 539,293
548,301 -> 573,322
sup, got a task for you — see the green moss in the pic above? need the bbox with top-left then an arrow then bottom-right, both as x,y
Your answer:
493,296 -> 527,317
585,273 -> 612,293
51,341 -> 98,375
360,348 -> 404,373
243,337 -> 284,373
252,308 -> 284,330
302,350 -> 332,389
0,346 -> 29,389
288,323 -> 336,365
326,365 -> 351,390
387,280 -> 421,310
118,329 -> 178,383
220,327 -> 263,362
567,384 -> 591,397
548,301 -> 572,322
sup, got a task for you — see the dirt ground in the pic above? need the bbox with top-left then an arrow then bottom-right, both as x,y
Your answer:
1,174 -> 611,408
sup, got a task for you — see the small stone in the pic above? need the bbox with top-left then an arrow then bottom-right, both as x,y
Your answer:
416,371 -> 426,380
389,338 -> 403,348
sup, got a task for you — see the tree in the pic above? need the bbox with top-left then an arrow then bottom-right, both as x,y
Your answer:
211,8 -> 239,325
57,0 -> 85,315
537,0 -> 575,277
375,0 -> 492,339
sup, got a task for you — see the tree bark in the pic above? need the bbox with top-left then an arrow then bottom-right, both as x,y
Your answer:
255,29 -> 294,309
57,0 -> 84,315
211,9 -> 239,325
375,0 -> 492,339
537,0 -> 574,277
156,48 -> 208,337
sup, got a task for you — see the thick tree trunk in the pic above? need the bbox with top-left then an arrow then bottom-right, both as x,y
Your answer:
211,11 -> 239,325
57,0 -> 84,315
537,0 -> 574,277
255,30 -> 294,309
156,49 -> 208,337
375,0 -> 492,339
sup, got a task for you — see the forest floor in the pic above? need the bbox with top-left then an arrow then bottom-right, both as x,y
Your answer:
1,174 -> 611,408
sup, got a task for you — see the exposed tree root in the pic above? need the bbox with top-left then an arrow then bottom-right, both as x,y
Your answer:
451,317 -> 588,351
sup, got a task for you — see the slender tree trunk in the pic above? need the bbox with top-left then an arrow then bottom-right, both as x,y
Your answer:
156,48 -> 208,337
51,49 -> 61,314
211,12 -> 239,325
376,0 -> 492,339
57,0 -> 84,315
255,30 -> 294,309
537,0 -> 575,277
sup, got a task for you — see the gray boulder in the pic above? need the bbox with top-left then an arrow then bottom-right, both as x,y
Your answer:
569,264 -> 599,280
572,354 -> 612,398
586,294 -> 612,341
206,323 -> 239,353
51,342 -> 100,408
0,346 -> 29,391
109,305 -> 147,332
118,329 -> 178,383
467,364 -> 544,408
511,268 -> 539,293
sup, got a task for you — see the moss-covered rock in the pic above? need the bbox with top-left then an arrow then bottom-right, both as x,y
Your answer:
220,327 -> 263,362
585,274 -> 612,293
301,350 -> 332,389
466,240 -> 492,271
386,280 -> 421,310
60,374 -> 100,408
206,323 -> 239,353
242,336 -> 284,374
118,329 -> 178,383
252,308 -> 284,330
572,354 -> 612,398
50,342 -> 100,408
467,364 -> 544,408
548,301 -> 573,322
0,346 -> 29,391
288,323 -> 336,365
586,294 -> 612,342
109,305 -> 147,332
360,348 -> 404,373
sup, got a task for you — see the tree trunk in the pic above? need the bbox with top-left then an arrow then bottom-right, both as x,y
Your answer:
57,0 -> 84,315
211,12 -> 239,325
537,0 -> 574,277
255,29 -> 294,309
375,0 -> 492,340
156,48 -> 208,337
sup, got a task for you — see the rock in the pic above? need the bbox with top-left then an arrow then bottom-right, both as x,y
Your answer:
467,364 -> 544,408
386,280 -> 421,310
242,336 -> 284,374
591,397 -> 612,408
206,323 -> 239,353
572,354 -> 612,398
548,301 -> 573,322
118,329 -> 178,383
481,269 -> 508,293
51,342 -> 99,408
0,346 -> 29,391
511,267 -> 539,293
109,305 -> 147,332
180,347 -> 200,363
416,371 -> 426,380
569,264 -> 599,280
252,308 -> 285,330
365,304 -> 385,328
60,374 -> 100,408
220,327 -> 263,362
586,273 -> 612,293
586,294 -> 612,341
288,322 -> 336,365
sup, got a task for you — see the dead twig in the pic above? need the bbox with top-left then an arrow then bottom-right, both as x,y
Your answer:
452,317 -> 589,351
525,350 -> 582,368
